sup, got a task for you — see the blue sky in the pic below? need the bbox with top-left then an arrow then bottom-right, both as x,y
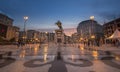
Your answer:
0,0 -> 120,31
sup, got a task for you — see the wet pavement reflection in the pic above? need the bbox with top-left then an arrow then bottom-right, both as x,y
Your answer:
0,43 -> 120,72
19,50 -> 26,58
92,51 -> 98,60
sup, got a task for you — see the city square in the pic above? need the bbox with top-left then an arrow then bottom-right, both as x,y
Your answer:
0,43 -> 120,72
0,0 -> 120,72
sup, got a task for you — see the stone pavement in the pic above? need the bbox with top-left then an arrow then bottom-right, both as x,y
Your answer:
48,57 -> 67,72
101,56 -> 120,69
85,44 -> 120,58
0,44 -> 120,72
0,57 -> 16,68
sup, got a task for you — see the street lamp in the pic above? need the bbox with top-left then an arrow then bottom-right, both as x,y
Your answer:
45,32 -> 48,43
90,16 -> 94,35
90,16 -> 94,20
23,16 -> 28,43
45,32 -> 49,48
89,16 -> 95,46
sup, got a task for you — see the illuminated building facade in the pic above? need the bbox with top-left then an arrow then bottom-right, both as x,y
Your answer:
0,13 -> 19,40
77,20 -> 103,44
103,18 -> 120,38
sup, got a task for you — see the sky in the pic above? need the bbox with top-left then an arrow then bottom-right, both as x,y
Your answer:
0,0 -> 120,34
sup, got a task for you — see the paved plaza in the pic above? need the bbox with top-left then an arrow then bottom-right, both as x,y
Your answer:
0,43 -> 120,72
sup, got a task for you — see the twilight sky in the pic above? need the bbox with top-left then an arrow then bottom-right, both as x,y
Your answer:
0,0 -> 120,32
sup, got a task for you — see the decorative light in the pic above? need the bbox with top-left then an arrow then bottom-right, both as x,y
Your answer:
45,32 -> 48,34
24,16 -> 28,20
92,51 -> 98,60
91,35 -> 95,39
90,16 -> 94,20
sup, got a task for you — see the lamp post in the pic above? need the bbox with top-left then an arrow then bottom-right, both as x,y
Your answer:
45,32 -> 49,48
45,32 -> 48,43
90,16 -> 94,36
23,16 -> 28,43
90,16 -> 94,20
90,16 -> 95,45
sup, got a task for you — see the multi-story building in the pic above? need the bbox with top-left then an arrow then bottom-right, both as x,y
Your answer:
55,29 -> 65,43
71,33 -> 79,43
0,13 -> 19,40
27,30 -> 37,41
77,20 -> 103,45
38,32 -> 55,43
103,18 -> 120,38
19,30 -> 41,43
48,33 -> 55,42
39,32 -> 48,43
0,13 -> 13,26
9,26 -> 19,41
19,31 -> 24,40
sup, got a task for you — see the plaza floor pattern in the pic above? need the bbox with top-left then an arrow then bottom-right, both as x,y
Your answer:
0,44 -> 120,72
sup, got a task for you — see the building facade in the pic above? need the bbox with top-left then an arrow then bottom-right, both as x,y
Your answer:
0,13 -> 13,26
48,33 -> 55,42
103,18 -> 120,38
77,20 -> 103,45
38,32 -> 55,43
39,32 -> 48,43
0,13 -> 19,40
64,35 -> 72,44
71,33 -> 79,43
19,30 -> 40,43
55,29 -> 65,43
